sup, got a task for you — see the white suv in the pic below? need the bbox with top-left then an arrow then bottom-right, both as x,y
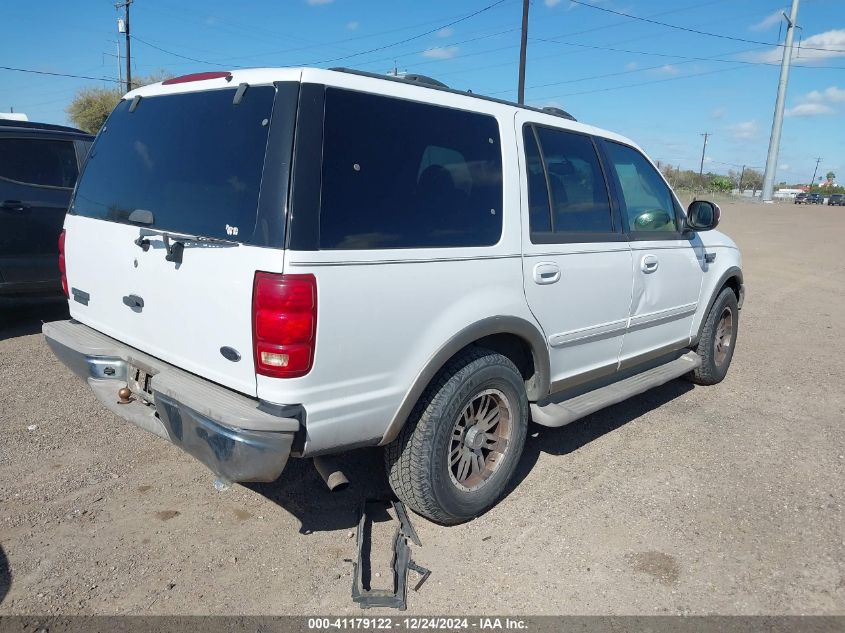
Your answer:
44,68 -> 743,524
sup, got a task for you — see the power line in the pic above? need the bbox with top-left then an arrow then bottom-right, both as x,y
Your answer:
565,0 -> 845,54
537,64 -> 749,100
0,65 -> 121,83
132,0 -> 510,70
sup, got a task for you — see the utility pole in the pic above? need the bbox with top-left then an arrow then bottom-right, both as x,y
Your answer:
761,0 -> 800,202
116,0 -> 133,92
738,165 -> 746,192
517,0 -> 529,105
698,132 -> 710,186
103,40 -> 123,91
810,157 -> 822,187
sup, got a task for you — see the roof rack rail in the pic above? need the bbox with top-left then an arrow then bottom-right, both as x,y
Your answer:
326,67 -> 577,123
541,106 -> 576,122
399,74 -> 448,88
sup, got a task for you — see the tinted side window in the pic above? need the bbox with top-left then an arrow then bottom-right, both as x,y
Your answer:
319,88 -> 503,249
523,127 -> 551,233
604,141 -> 677,233
0,138 -> 79,188
524,125 -> 613,238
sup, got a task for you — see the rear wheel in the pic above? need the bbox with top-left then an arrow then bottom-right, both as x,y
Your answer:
385,347 -> 529,525
689,287 -> 739,385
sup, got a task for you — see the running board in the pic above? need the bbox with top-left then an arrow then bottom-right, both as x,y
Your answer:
531,351 -> 701,428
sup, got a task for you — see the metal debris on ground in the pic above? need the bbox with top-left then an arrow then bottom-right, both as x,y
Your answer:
351,499 -> 430,610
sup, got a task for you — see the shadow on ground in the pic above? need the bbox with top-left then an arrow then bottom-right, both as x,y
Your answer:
251,379 -> 695,534
248,448 -> 392,535
0,545 -> 11,606
0,298 -> 68,342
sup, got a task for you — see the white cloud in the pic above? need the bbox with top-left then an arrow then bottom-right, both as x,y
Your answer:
545,0 -> 563,6
785,102 -> 835,117
744,29 -> 845,63
306,0 -> 333,5
711,107 -> 726,119
422,46 -> 459,60
786,85 -> 845,116
779,164 -> 790,171
625,61 -> 638,71
656,64 -> 680,75
750,9 -> 785,32
436,27 -> 453,39
805,86 -> 845,104
729,120 -> 759,140
346,21 -> 359,30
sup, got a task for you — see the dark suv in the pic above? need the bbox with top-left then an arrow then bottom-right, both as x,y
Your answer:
807,193 -> 823,204
827,194 -> 844,206
0,120 -> 92,298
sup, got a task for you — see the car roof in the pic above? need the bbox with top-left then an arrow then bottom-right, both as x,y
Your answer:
0,119 -> 93,139
125,66 -> 642,152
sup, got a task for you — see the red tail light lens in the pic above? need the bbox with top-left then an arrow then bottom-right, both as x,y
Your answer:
58,229 -> 68,298
252,272 -> 317,378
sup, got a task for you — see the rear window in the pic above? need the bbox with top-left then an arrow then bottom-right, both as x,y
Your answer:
71,86 -> 276,245
0,138 -> 79,188
318,88 -> 503,249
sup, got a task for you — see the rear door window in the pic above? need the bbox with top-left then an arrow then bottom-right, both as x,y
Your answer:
319,88 -> 503,249
523,124 -> 614,242
71,86 -> 276,245
0,138 -> 79,188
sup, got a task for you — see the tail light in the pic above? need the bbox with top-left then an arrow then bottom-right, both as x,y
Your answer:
252,272 -> 317,378
58,229 -> 68,298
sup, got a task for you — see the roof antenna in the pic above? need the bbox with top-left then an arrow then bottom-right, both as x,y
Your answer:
392,61 -> 398,77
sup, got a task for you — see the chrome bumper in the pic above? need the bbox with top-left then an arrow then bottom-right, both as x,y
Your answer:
43,319 -> 300,483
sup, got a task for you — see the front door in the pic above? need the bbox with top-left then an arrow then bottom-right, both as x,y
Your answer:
516,115 -> 633,391
599,140 -> 704,367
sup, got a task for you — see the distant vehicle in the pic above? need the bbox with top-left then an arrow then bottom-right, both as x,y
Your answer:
0,120 -> 92,298
794,193 -> 808,204
827,194 -> 845,206
807,193 -> 823,204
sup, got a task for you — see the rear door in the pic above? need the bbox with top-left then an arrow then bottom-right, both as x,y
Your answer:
599,140 -> 703,366
64,82 -> 297,397
517,115 -> 633,390
0,135 -> 77,284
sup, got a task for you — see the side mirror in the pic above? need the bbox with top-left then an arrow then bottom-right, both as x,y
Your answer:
686,200 -> 720,232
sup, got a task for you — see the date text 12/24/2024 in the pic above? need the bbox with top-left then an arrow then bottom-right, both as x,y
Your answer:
307,618 -> 528,630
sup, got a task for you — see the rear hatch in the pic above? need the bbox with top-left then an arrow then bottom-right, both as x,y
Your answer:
63,77 -> 298,397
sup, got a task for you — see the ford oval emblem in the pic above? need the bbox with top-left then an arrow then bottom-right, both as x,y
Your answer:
219,346 -> 241,362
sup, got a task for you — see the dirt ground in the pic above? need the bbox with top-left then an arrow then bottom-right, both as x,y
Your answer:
1,201 -> 843,615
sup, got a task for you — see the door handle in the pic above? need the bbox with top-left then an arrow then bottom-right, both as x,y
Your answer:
640,254 -> 659,273
1,200 -> 30,213
533,262 -> 561,285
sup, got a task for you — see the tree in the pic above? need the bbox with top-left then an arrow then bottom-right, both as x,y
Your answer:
709,176 -> 733,193
826,171 -> 836,182
742,168 -> 764,194
66,71 -> 172,134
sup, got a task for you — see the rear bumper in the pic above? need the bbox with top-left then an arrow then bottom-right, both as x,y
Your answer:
43,319 -> 300,483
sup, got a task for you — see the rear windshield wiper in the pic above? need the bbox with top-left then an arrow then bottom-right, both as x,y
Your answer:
134,228 -> 239,264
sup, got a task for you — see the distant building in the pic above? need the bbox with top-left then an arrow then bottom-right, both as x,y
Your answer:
0,112 -> 29,121
773,188 -> 803,199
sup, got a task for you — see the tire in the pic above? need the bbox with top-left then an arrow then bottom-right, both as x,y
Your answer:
689,287 -> 739,385
384,346 -> 529,525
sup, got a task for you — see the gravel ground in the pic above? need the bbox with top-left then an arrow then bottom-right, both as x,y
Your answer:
0,201 -> 843,615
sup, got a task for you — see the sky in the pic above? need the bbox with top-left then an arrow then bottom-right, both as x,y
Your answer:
2,0 -> 843,185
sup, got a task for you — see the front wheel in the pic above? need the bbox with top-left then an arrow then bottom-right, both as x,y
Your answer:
689,287 -> 739,385
384,347 -> 529,525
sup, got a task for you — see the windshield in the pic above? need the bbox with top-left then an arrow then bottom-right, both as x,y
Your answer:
71,85 -> 277,245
